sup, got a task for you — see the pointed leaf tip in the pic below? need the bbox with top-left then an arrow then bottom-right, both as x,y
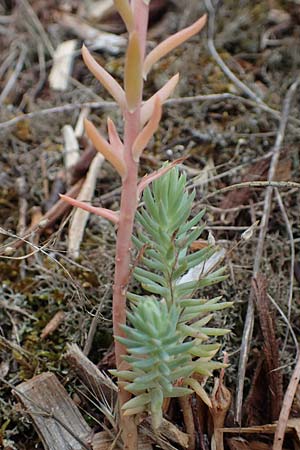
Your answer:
132,96 -> 162,161
114,0 -> 134,32
59,194 -> 119,224
143,14 -> 207,78
137,157 -> 186,198
107,117 -> 123,152
81,45 -> 126,108
84,118 -> 127,178
141,73 -> 179,125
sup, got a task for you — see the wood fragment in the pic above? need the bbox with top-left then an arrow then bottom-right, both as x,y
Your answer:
63,125 -> 81,178
17,177 -> 28,236
220,418 -> 300,437
179,395 -> 195,450
41,311 -> 65,339
75,107 -> 91,138
57,13 -> 126,53
64,343 -> 117,399
68,153 -> 104,258
142,417 -> 189,448
49,40 -> 77,91
91,431 -> 112,450
92,430 -> 153,450
45,144 -> 96,211
209,360 -> 231,450
14,372 -> 92,450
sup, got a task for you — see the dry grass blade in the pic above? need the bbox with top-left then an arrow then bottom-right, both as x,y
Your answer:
0,44 -> 27,105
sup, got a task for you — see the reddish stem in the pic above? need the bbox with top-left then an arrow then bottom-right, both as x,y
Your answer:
113,109 -> 140,368
112,3 -> 149,448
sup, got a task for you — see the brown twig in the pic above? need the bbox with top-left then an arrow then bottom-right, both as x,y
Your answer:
235,75 -> 300,423
205,180 -> 300,200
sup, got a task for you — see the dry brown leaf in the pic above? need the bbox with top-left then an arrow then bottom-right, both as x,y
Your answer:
252,276 -> 283,421
249,442 -> 272,450
190,239 -> 208,251
227,437 -> 251,450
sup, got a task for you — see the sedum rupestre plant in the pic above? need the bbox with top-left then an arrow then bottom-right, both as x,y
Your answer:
60,1 -> 231,448
114,168 -> 231,429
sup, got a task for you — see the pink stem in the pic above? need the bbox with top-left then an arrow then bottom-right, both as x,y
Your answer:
113,0 -> 149,371
113,108 -> 140,368
113,0 -> 149,368
112,3 -> 149,448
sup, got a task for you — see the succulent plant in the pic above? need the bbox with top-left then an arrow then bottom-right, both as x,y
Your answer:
113,168 -> 232,428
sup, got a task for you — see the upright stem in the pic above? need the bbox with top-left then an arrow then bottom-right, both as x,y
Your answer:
112,2 -> 149,448
113,109 -> 140,368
